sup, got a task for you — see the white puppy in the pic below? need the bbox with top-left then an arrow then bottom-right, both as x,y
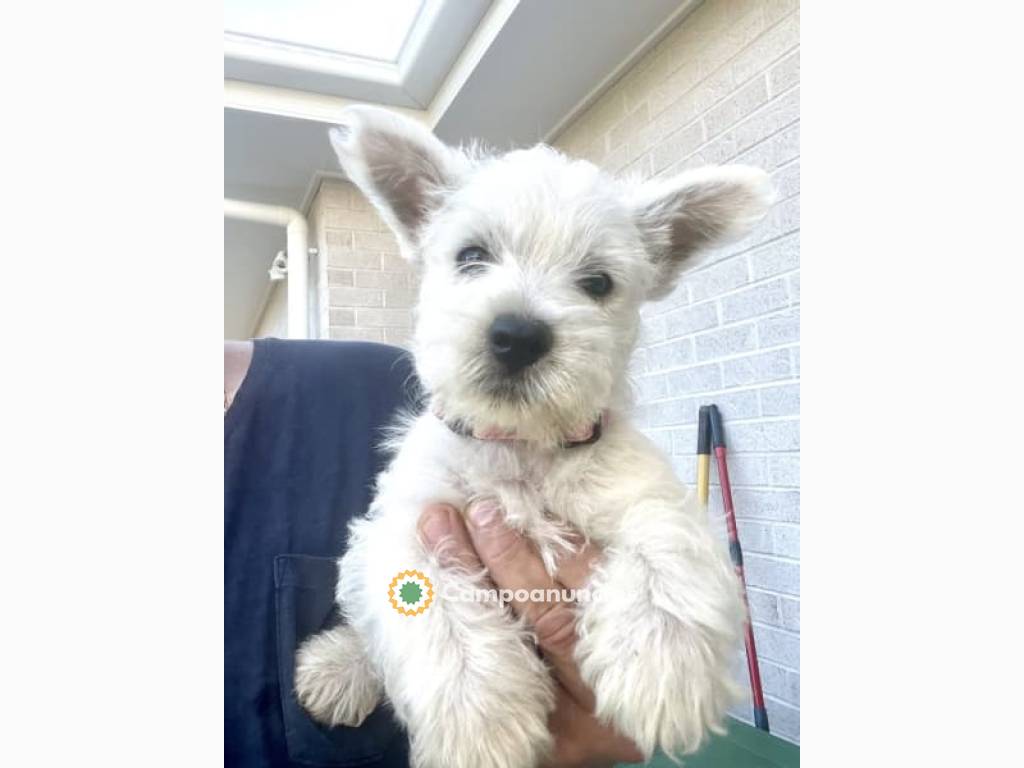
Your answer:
295,105 -> 773,768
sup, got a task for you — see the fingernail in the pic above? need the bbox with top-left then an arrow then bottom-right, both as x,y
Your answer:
468,500 -> 500,528
419,506 -> 453,551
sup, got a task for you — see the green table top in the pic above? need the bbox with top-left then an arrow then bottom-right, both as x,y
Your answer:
618,718 -> 799,768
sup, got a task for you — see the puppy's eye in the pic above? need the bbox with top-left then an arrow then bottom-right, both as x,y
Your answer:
579,272 -> 613,299
455,246 -> 492,275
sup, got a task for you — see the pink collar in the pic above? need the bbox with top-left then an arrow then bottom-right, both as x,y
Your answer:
434,407 -> 608,449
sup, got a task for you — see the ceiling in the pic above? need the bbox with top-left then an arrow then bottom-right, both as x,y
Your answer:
225,0 -> 697,339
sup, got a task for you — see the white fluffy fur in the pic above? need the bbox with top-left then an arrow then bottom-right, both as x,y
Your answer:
296,105 -> 773,767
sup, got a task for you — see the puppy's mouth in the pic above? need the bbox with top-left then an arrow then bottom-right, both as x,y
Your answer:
476,367 -> 541,405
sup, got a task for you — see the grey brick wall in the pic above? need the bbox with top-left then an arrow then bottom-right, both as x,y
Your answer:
310,179 -> 418,346
554,0 -> 800,742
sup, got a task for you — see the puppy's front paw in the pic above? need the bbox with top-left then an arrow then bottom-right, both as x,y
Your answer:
577,551 -> 744,758
294,625 -> 382,727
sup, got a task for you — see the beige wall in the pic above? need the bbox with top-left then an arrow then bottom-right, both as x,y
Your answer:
310,179 -> 418,346
554,0 -> 801,742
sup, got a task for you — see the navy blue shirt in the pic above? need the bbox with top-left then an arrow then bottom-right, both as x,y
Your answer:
225,339 -> 416,767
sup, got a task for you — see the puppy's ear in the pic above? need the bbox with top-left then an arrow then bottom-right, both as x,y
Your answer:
628,166 -> 773,300
329,106 -> 464,260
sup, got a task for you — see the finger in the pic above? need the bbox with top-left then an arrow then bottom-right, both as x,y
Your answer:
553,539 -> 601,591
417,504 -> 483,572
465,500 -> 595,709
545,684 -> 645,768
464,499 -> 561,626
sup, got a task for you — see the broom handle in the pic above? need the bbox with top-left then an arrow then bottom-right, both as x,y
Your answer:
708,405 -> 770,732
697,406 -> 711,506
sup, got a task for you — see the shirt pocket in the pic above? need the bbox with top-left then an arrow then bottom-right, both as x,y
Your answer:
274,554 -> 402,766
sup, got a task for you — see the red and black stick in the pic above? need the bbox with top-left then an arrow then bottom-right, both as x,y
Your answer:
707,404 -> 769,732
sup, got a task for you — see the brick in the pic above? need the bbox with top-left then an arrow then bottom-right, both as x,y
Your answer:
353,231 -> 399,253
737,122 -> 800,172
698,388 -> 760,421
634,373 -> 667,401
694,323 -> 757,361
724,454 -> 770,485
727,419 -> 799,452
640,314 -> 668,344
644,281 -> 690,314
328,247 -> 380,271
704,75 -> 770,139
752,623 -> 800,668
740,195 -> 800,252
779,596 -> 800,631
773,524 -> 799,558
327,269 -> 353,286
722,348 -> 791,386
354,308 -> 412,329
665,302 -> 719,336
384,289 -> 417,308
694,1 -> 767,81
685,256 -> 749,302
651,119 -> 704,174
765,698 -> 800,743
735,519 -> 773,554
383,327 -> 412,347
791,347 -> 800,375
772,159 -> 800,200
329,326 -> 384,342
380,253 -> 411,271
647,398 -> 690,428
323,207 -> 382,231
645,339 -> 694,372
353,270 -> 409,290
748,234 -> 799,280
762,0 -> 799,26
788,273 -> 800,304
698,87 -> 801,170
761,660 -> 800,707
734,488 -> 800,523
745,553 -> 798,595
325,229 -> 353,247
629,347 -> 648,375
760,383 -> 800,416
666,362 -> 722,393
757,309 -> 799,347
329,287 -> 382,308
648,62 -> 734,148
767,454 -> 800,486
746,587 -> 781,626
769,50 -> 800,97
609,102 -> 650,148
328,308 -> 355,327
317,181 -> 352,209
669,426 -> 698,455
731,13 -> 800,86
720,279 -> 789,323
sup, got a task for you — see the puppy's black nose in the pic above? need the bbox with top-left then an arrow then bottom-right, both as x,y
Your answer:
488,314 -> 553,373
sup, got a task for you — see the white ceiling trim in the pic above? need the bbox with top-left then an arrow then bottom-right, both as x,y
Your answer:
225,0 -> 517,130
224,0 -> 491,109
224,79 -> 428,125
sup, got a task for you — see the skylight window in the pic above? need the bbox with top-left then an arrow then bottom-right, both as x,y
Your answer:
224,0 -> 425,63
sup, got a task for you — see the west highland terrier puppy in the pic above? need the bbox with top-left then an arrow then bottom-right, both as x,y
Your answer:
295,105 -> 773,767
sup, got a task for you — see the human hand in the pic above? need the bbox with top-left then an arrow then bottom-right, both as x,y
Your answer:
418,502 -> 645,768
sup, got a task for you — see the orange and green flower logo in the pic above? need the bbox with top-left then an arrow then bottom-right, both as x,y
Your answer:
388,569 -> 434,616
